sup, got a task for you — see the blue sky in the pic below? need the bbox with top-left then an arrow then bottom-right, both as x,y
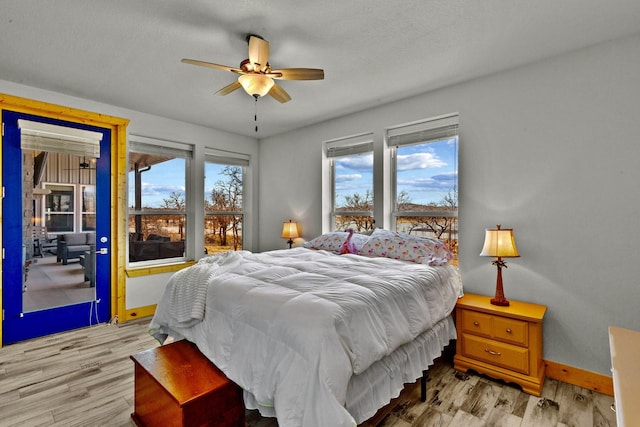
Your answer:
130,138 -> 458,209
129,160 -> 232,208
335,137 -> 458,207
128,159 -> 186,208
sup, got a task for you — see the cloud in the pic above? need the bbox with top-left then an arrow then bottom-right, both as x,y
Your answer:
336,182 -> 371,194
398,171 -> 458,191
140,182 -> 185,196
335,173 -> 362,183
431,171 -> 457,182
396,152 -> 446,171
128,182 -> 185,202
336,154 -> 373,171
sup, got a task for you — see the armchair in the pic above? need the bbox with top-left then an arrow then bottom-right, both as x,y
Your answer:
57,233 -> 96,265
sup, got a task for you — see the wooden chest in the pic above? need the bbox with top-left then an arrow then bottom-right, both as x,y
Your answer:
130,340 -> 245,427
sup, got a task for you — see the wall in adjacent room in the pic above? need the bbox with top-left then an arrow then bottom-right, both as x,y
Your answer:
258,33 -> 640,376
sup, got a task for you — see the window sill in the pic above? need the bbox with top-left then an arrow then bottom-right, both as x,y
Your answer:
126,260 -> 196,278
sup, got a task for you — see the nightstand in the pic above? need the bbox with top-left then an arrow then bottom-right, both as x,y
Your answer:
453,293 -> 547,396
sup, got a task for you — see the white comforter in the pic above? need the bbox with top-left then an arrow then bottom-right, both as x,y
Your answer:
149,248 -> 462,427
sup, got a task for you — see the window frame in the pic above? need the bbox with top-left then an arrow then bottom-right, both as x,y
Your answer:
80,184 -> 96,232
387,113 -> 459,261
203,149 -> 249,254
325,132 -> 375,232
321,114 -> 459,262
42,183 -> 76,233
127,136 -> 193,266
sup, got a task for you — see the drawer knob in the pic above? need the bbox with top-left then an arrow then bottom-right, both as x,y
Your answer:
484,348 -> 502,356
506,328 -> 512,334
473,321 -> 479,326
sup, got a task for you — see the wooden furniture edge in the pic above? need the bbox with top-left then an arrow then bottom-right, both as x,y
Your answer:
454,355 -> 545,396
124,304 -> 156,322
456,293 -> 546,323
544,359 -> 613,396
125,260 -> 196,278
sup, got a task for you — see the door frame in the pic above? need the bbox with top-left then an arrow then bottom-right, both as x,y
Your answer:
0,93 -> 129,346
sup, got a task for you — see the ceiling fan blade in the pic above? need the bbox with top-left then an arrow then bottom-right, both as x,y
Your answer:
268,83 -> 292,103
248,36 -> 270,72
215,81 -> 242,96
181,58 -> 243,75
271,68 -> 325,80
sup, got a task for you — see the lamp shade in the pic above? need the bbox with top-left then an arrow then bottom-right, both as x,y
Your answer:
281,220 -> 299,239
238,74 -> 275,97
480,226 -> 519,258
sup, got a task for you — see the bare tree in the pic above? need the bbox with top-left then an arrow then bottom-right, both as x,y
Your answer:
209,166 -> 243,250
398,189 -> 458,259
162,191 -> 185,210
161,191 -> 185,238
336,189 -> 375,232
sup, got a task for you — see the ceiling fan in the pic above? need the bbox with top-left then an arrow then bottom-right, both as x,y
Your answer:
181,35 -> 324,103
65,156 -> 96,171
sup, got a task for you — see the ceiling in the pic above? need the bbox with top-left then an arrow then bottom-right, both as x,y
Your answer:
2,1 -> 640,139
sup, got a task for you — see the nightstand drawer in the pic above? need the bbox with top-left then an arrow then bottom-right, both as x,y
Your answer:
462,310 -> 529,347
494,317 -> 528,346
461,311 -> 492,337
462,333 -> 529,375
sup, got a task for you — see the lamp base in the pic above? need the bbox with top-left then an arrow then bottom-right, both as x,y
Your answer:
490,297 -> 510,307
491,258 -> 509,306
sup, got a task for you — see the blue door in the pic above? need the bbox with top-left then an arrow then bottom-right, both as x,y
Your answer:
2,110 -> 111,344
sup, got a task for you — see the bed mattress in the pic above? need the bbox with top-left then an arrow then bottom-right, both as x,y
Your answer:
150,247 -> 462,427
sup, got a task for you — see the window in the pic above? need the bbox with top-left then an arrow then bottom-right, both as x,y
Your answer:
81,185 -> 96,231
326,133 -> 374,232
204,149 -> 248,254
44,184 -> 75,232
388,113 -> 459,262
42,183 -> 96,233
127,137 -> 192,264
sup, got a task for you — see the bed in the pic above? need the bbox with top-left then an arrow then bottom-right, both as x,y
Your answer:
149,230 -> 463,427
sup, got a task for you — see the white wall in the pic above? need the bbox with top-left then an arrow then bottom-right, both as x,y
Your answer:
259,33 -> 640,376
0,80 -> 260,310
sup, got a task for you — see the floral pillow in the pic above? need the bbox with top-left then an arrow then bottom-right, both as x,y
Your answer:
339,229 -> 359,254
303,231 -> 369,253
359,228 -> 453,266
349,232 -> 370,252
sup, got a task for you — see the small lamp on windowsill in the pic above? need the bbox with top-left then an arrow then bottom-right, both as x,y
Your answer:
480,224 -> 520,306
281,220 -> 299,249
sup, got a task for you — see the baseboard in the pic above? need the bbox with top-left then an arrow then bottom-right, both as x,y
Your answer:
124,304 -> 156,322
544,359 -> 613,396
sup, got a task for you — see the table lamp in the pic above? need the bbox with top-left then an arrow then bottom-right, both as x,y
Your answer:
480,224 -> 519,306
281,220 -> 299,249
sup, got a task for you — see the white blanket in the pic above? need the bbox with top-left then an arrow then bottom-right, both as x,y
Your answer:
150,248 -> 462,427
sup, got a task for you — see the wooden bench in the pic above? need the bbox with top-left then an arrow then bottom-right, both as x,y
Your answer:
130,340 -> 245,427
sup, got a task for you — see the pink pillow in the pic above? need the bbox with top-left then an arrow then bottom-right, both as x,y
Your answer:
339,229 -> 359,254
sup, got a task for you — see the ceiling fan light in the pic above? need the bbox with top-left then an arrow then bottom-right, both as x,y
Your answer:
238,74 -> 274,97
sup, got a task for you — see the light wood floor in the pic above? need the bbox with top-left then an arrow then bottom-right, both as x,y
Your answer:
0,318 -> 617,427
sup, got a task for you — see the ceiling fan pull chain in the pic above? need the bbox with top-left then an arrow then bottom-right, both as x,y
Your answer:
254,95 -> 259,133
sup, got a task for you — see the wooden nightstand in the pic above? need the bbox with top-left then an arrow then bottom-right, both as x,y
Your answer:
454,293 -> 547,396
